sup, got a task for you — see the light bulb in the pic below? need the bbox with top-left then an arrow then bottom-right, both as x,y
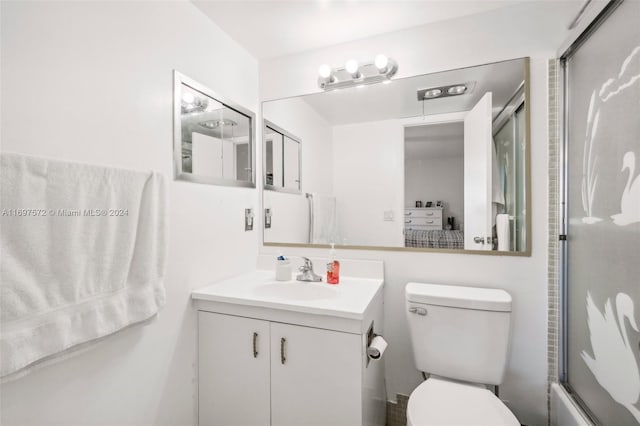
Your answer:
374,54 -> 389,71
318,64 -> 332,79
345,59 -> 359,76
182,92 -> 195,104
447,85 -> 467,95
424,89 -> 443,99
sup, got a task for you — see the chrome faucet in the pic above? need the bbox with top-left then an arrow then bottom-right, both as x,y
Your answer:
296,257 -> 322,282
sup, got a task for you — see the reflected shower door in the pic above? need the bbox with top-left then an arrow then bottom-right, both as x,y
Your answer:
563,1 -> 640,424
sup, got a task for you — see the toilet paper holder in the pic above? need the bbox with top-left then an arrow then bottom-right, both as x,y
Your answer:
366,321 -> 387,366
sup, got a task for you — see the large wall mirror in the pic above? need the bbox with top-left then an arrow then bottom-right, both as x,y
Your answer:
262,58 -> 530,255
174,71 -> 255,187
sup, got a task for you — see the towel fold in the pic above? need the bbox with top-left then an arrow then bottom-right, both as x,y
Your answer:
0,153 -> 168,377
310,193 -> 336,245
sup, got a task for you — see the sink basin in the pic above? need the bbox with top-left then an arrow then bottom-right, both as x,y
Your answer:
252,282 -> 337,301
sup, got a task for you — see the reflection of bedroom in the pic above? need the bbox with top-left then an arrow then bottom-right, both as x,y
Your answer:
404,122 -> 464,228
403,121 -> 464,249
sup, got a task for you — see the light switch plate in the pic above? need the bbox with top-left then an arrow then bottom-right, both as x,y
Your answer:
264,208 -> 272,229
383,210 -> 394,221
245,208 -> 254,231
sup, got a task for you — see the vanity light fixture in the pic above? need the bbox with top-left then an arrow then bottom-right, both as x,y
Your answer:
417,82 -> 472,101
181,92 -> 208,113
318,54 -> 398,90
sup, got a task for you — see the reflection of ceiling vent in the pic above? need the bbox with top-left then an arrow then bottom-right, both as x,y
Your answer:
417,82 -> 475,101
198,119 -> 237,130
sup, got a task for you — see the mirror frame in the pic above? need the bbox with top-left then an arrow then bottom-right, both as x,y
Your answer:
262,57 -> 531,256
263,119 -> 303,194
173,70 -> 256,188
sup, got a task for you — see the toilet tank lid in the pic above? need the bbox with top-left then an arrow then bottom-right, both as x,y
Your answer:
405,283 -> 512,312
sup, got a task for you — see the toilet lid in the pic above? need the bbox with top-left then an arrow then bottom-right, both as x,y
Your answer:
407,378 -> 520,426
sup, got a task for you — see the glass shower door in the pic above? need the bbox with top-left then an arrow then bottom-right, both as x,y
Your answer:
494,102 -> 526,252
563,1 -> 640,424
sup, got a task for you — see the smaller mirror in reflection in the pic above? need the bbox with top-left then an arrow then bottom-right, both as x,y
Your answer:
263,121 -> 301,193
174,71 -> 255,187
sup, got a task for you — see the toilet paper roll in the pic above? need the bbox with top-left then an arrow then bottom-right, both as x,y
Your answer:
367,336 -> 388,360
496,214 -> 510,251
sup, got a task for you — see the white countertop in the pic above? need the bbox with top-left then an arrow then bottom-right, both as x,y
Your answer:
191,270 -> 384,320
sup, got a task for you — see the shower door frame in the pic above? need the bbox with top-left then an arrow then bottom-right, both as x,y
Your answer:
558,1 -> 626,424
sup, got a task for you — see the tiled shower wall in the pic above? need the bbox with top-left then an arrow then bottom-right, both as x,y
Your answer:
547,59 -> 561,424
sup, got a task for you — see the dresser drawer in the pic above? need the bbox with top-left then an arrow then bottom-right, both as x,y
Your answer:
404,208 -> 443,219
405,225 -> 442,231
404,217 -> 442,227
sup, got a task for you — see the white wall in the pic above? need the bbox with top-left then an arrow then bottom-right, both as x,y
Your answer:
405,155 -> 464,228
263,97 -> 333,244
260,4 -> 578,425
0,2 -> 258,425
332,119 -> 404,247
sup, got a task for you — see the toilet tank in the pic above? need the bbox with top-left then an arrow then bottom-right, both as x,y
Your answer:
405,282 -> 512,385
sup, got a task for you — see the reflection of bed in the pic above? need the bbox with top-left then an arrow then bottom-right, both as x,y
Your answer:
405,229 -> 464,249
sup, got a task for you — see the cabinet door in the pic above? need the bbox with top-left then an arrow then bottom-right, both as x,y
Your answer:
198,312 -> 270,426
270,323 -> 362,426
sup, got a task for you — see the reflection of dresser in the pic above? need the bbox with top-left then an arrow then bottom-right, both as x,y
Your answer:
404,207 -> 443,231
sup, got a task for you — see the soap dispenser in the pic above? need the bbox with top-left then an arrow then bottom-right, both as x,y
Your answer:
326,243 -> 340,285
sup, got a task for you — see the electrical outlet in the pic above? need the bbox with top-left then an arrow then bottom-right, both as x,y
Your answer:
383,210 -> 394,221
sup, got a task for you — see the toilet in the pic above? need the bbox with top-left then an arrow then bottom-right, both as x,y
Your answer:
405,282 -> 520,426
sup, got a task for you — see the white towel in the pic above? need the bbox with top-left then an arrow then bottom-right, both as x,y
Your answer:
0,153 -> 168,378
310,193 -> 336,245
496,214 -> 511,251
491,139 -> 506,226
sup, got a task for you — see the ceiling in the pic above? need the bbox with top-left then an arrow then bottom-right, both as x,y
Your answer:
191,0 -> 526,59
405,122 -> 464,160
297,58 -> 525,126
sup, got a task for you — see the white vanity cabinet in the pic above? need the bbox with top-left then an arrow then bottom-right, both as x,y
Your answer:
193,263 -> 385,426
198,312 -> 362,426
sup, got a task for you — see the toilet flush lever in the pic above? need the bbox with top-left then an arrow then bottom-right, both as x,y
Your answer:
408,307 -> 427,316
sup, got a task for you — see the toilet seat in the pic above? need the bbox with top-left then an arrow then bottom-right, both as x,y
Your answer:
407,377 -> 520,426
